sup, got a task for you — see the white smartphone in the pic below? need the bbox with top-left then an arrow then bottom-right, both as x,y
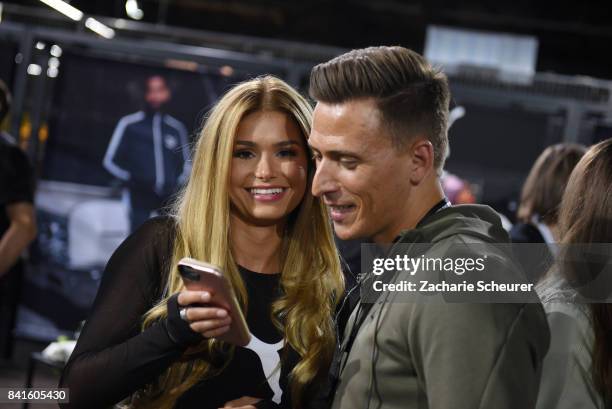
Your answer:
177,257 -> 251,346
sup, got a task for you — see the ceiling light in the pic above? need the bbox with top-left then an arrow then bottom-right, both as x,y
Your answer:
85,17 -> 116,39
50,45 -> 63,57
27,64 -> 42,76
125,0 -> 143,20
39,0 -> 83,21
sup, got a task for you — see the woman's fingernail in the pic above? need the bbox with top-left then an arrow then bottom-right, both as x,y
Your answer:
201,292 -> 210,301
217,309 -> 227,317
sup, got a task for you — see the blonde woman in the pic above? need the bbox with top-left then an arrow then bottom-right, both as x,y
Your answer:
59,76 -> 344,409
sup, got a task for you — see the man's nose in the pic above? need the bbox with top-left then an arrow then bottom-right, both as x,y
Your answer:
312,158 -> 340,198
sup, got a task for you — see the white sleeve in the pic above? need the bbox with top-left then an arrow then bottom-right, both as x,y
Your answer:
103,115 -> 138,181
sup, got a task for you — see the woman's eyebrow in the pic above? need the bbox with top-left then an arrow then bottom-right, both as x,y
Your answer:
235,140 -> 299,146
275,140 -> 300,147
234,140 -> 256,147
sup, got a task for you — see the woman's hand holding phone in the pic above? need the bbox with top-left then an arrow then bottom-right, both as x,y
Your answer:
177,290 -> 232,338
177,258 -> 251,346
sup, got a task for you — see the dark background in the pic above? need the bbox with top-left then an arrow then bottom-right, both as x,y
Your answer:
0,41 -> 16,86
4,0 -> 612,79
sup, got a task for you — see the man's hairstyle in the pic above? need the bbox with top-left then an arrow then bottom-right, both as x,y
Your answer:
309,46 -> 451,172
144,74 -> 170,91
0,79 -> 11,123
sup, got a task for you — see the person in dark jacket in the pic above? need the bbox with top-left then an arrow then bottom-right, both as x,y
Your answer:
103,75 -> 190,232
0,79 -> 37,361
510,143 -> 587,282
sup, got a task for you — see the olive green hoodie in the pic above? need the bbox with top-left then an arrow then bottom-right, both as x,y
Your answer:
331,204 -> 550,409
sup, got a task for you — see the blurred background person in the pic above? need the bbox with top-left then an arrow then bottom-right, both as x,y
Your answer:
536,137 -> 612,409
513,143 -> 587,245
511,143 -> 587,282
0,79 -> 37,362
441,172 -> 478,205
103,74 -> 190,232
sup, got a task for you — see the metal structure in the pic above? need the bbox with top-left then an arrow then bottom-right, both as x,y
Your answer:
1,4 -> 612,167
0,20 -> 337,163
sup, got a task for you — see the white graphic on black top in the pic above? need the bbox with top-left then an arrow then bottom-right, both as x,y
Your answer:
164,134 -> 178,150
245,332 -> 284,403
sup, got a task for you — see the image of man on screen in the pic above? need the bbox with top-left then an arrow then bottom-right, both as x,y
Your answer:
103,74 -> 190,232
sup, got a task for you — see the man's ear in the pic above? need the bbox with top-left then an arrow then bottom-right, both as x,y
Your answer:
408,138 -> 435,184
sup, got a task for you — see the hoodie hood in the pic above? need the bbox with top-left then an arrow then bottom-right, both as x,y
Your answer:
398,204 -> 510,245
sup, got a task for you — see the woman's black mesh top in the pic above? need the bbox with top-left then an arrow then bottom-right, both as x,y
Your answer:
59,216 -> 299,409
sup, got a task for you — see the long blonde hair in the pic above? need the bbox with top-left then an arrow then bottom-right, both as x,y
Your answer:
131,76 -> 344,408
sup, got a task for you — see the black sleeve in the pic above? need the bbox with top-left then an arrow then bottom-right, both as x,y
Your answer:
509,222 -> 544,244
0,143 -> 34,206
58,218 -> 203,409
301,273 -> 359,409
255,400 -> 280,409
